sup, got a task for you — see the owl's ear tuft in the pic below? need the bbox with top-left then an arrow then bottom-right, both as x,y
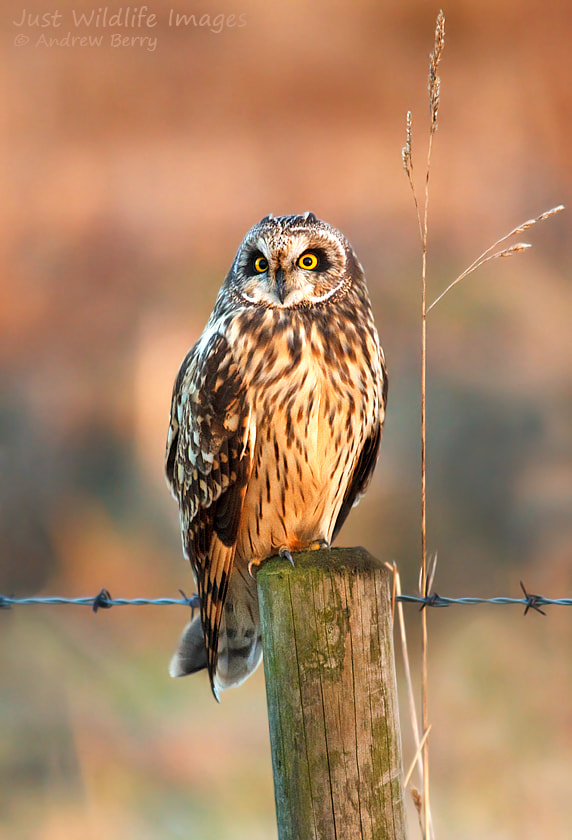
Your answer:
258,213 -> 274,224
303,211 -> 317,223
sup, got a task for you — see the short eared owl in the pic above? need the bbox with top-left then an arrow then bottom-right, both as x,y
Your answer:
166,213 -> 387,699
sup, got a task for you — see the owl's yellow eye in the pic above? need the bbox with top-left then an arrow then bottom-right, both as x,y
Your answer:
254,255 -> 268,273
298,252 -> 319,271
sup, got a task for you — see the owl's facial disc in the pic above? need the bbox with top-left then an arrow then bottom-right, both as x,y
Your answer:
234,225 -> 349,309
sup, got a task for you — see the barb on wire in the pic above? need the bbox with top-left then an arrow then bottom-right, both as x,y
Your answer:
520,580 -> 547,616
92,588 -> 112,613
0,587 -> 570,611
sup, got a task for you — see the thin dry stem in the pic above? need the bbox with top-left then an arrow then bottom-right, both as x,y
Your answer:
427,204 -> 564,312
389,560 -> 397,621
385,562 -> 424,787
418,13 -> 445,840
418,552 -> 439,597
404,725 -> 433,789
402,10 -> 561,840
402,13 -> 447,838
411,787 -> 424,837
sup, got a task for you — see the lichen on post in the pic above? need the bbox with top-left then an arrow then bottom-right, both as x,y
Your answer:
257,547 -> 407,840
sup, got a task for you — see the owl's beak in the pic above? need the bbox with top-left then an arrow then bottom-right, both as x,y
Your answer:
274,268 -> 286,303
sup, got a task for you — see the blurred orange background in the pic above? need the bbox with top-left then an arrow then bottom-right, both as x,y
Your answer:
1,0 -> 571,837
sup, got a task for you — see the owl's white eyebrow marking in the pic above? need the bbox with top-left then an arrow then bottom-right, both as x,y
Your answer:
240,292 -> 260,304
254,237 -> 270,253
308,276 -> 347,304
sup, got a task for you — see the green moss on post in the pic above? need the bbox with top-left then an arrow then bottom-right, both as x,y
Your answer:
257,547 -> 407,840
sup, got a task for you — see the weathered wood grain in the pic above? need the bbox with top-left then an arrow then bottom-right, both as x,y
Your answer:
257,547 -> 407,840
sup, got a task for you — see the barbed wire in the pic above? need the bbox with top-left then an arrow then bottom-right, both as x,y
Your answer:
1,582 -> 570,615
0,589 -> 200,613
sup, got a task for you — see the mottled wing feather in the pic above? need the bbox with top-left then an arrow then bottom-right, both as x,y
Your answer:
331,423 -> 381,542
165,331 -> 251,690
332,358 -> 388,542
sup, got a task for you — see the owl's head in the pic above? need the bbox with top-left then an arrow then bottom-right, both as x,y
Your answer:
227,213 -> 362,309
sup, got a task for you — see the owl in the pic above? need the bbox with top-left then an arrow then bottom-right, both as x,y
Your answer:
165,212 -> 387,699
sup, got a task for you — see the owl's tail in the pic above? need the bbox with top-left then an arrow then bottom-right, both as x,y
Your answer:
169,567 -> 263,699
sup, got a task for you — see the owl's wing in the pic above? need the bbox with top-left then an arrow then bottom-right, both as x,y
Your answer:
331,423 -> 381,542
165,330 -> 253,689
331,358 -> 388,542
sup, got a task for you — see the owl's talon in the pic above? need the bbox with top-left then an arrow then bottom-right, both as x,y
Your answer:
309,539 -> 330,551
279,547 -> 295,567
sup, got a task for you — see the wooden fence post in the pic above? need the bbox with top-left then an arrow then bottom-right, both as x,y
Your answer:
257,546 -> 407,840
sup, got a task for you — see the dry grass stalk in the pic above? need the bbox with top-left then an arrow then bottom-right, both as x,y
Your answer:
385,561 -> 424,787
402,111 -> 413,179
423,10 -> 444,839
402,111 -> 422,241
428,10 -> 445,128
427,204 -> 565,312
410,787 -> 425,838
407,725 -> 433,839
401,10 -> 562,840
401,10 -> 446,839
404,725 -> 433,790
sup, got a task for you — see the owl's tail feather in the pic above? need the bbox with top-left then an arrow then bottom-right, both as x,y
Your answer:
169,613 -> 208,678
214,567 -> 263,697
169,567 -> 263,699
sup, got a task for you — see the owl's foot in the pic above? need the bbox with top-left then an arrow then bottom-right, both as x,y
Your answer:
279,546 -> 295,567
247,557 -> 262,577
308,539 -> 330,551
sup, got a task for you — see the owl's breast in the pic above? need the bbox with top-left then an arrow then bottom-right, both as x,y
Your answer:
226,306 -> 381,563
